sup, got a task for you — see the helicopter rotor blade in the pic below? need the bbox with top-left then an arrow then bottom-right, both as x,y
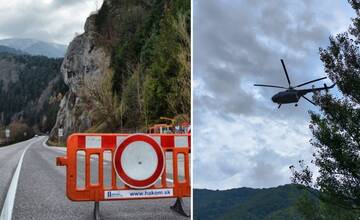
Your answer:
302,96 -> 316,106
254,84 -> 287,89
281,59 -> 291,87
294,77 -> 327,88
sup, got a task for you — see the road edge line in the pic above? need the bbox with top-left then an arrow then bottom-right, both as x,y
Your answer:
0,138 -> 40,220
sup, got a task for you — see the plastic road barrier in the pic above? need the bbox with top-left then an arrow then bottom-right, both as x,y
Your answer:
56,133 -> 191,218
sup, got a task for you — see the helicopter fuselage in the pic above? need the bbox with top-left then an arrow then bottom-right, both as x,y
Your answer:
254,59 -> 335,107
271,89 -> 308,104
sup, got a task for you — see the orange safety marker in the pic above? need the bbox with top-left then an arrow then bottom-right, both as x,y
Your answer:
56,133 -> 191,217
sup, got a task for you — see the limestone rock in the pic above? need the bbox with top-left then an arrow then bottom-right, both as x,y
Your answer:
49,13 -> 110,141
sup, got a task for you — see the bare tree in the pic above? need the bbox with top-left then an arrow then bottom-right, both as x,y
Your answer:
80,70 -> 124,132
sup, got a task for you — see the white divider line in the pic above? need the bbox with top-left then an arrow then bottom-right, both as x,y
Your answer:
0,137 -> 40,220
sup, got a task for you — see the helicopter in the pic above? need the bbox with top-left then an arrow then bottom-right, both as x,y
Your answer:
254,59 -> 335,108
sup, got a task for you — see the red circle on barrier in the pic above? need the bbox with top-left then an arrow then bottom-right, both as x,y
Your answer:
113,134 -> 165,189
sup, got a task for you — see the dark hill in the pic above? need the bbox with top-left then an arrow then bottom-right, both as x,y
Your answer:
0,52 -> 67,144
194,184 -> 314,220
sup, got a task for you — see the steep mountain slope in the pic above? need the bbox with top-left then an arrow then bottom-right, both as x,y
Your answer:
194,184 -> 313,220
48,6 -> 112,141
0,38 -> 67,58
0,52 -> 67,143
50,0 -> 190,142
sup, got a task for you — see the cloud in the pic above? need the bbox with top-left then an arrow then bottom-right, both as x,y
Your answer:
0,0 -> 103,44
193,111 -> 314,189
194,0 -> 354,189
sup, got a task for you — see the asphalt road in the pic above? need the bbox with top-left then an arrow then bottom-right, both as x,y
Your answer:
0,136 -> 190,220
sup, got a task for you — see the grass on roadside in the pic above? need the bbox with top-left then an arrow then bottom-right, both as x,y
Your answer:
46,139 -> 66,148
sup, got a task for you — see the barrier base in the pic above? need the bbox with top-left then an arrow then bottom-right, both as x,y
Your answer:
94,202 -> 100,220
170,197 -> 190,217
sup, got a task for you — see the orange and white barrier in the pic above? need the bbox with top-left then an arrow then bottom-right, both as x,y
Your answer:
56,133 -> 191,202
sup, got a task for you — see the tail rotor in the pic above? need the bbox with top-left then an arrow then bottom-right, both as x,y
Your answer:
324,83 -> 328,92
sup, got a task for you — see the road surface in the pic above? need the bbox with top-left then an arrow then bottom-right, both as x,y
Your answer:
0,136 -> 190,220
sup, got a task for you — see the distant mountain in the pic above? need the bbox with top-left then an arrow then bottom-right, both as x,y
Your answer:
0,45 -> 27,55
0,38 -> 67,58
194,184 -> 314,220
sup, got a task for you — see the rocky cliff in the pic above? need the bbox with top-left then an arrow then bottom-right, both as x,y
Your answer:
49,14 -> 110,141
50,0 -> 190,142
49,0 -> 155,141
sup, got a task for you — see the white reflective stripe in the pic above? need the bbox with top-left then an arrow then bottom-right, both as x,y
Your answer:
116,136 -> 127,147
85,136 -> 102,148
117,135 -> 189,148
175,136 -> 188,148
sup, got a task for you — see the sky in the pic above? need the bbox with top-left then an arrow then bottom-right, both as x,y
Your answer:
193,0 -> 355,189
0,0 -> 104,45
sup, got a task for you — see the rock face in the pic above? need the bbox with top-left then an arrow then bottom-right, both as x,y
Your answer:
49,0 -> 156,142
49,13 -> 111,141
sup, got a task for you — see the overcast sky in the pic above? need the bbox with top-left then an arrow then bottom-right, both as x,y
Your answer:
193,0 -> 355,189
0,0 -> 103,45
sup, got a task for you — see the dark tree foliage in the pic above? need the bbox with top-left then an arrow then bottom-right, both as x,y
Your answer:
0,53 -> 67,133
291,0 -> 360,216
295,192 -> 358,220
109,0 -> 190,129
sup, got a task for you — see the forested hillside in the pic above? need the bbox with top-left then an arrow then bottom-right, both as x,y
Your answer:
112,0 -> 190,129
0,52 -> 67,144
194,184 -> 315,220
50,0 -> 190,140
94,0 -> 190,130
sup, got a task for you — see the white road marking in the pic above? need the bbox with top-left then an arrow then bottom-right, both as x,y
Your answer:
0,137 -> 42,220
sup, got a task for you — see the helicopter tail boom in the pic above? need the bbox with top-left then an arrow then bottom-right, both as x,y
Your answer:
325,83 -> 335,91
300,83 -> 335,95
